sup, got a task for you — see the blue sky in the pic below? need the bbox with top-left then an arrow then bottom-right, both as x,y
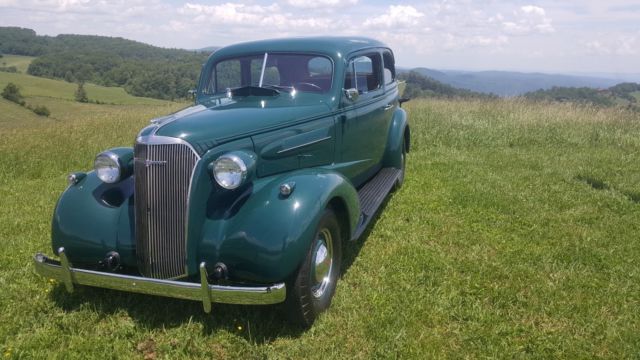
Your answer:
1,0 -> 639,75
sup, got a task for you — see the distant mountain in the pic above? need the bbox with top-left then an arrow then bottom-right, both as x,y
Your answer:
401,68 -> 622,97
194,46 -> 220,54
398,70 -> 496,100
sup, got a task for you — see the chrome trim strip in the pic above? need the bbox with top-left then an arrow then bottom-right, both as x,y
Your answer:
58,248 -> 74,293
277,136 -> 332,154
34,253 -> 286,307
136,136 -> 201,159
258,52 -> 268,88
199,262 -> 213,313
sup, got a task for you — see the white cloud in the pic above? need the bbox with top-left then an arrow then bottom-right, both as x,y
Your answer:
521,5 -> 546,17
585,33 -> 639,55
364,5 -> 424,28
286,0 -> 356,9
502,5 -> 554,35
178,2 -> 331,30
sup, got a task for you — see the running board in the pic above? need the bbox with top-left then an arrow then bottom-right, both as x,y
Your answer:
352,167 -> 401,240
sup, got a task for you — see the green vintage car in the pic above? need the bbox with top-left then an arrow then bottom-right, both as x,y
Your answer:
34,37 -> 410,326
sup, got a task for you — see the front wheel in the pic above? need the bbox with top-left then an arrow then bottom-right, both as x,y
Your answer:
285,208 -> 342,327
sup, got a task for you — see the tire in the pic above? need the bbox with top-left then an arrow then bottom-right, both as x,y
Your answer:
285,208 -> 342,327
394,139 -> 407,190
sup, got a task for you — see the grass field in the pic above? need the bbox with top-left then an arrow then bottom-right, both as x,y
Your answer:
0,55 -> 35,73
0,72 -> 168,106
1,95 -> 639,358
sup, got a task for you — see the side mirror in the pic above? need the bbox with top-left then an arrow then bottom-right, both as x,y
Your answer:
188,89 -> 197,101
399,97 -> 410,107
344,88 -> 359,102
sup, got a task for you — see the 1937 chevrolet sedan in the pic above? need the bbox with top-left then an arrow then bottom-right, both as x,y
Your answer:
34,37 -> 410,326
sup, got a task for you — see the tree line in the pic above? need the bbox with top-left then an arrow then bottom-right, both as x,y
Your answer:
523,83 -> 640,110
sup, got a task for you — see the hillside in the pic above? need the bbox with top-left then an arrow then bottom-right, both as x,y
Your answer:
405,67 -> 621,96
0,27 -> 209,100
0,71 -> 177,128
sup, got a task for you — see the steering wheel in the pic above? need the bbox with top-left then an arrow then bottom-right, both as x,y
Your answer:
294,82 -> 323,92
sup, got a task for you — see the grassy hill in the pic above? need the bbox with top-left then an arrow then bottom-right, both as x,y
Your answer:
1,96 -> 639,358
0,54 -> 35,73
0,72 -> 178,130
0,72 -> 169,105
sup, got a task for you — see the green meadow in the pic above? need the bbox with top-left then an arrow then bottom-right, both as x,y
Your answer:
0,55 -> 35,73
0,74 -> 639,358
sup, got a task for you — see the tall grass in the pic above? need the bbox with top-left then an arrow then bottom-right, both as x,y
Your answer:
1,97 -> 639,359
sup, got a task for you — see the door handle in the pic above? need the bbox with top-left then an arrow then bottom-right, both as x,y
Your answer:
383,104 -> 393,111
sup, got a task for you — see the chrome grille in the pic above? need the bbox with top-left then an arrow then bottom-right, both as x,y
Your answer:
134,140 -> 199,279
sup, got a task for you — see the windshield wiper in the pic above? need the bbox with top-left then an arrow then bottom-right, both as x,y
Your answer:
228,85 -> 279,97
262,84 -> 294,93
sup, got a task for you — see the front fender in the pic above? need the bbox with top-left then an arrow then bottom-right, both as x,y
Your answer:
196,169 -> 359,284
382,107 -> 409,169
51,171 -> 135,267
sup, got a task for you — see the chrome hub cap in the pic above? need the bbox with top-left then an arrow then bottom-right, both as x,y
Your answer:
311,228 -> 333,299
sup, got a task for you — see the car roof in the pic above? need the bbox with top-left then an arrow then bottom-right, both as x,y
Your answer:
211,36 -> 390,60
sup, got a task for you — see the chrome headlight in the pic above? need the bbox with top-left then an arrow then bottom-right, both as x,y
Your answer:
94,151 -> 122,184
213,154 -> 247,189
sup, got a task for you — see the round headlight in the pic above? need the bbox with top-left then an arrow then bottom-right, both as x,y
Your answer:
94,152 -> 121,184
213,154 -> 247,189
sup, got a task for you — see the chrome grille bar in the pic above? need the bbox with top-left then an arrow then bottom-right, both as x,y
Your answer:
134,137 -> 200,279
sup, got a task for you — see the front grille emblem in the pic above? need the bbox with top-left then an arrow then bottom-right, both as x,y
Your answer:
144,159 -> 167,167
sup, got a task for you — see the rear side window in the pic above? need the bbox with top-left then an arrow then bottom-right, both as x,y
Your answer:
383,51 -> 395,85
345,53 -> 382,94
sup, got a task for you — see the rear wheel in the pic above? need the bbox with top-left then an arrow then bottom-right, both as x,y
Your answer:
285,208 -> 342,327
395,138 -> 407,190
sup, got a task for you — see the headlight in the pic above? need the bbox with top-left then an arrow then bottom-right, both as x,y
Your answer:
213,154 -> 248,189
94,152 -> 122,183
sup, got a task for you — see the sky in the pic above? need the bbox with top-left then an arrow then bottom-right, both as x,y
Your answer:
1,0 -> 639,76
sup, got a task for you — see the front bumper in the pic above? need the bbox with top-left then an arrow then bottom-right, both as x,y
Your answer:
33,248 -> 286,313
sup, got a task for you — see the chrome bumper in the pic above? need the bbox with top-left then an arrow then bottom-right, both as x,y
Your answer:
33,248 -> 286,313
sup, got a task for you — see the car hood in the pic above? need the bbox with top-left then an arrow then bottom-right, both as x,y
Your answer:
151,95 -> 332,153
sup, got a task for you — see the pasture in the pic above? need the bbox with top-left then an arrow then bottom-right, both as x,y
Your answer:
0,84 -> 639,358
0,55 -> 34,73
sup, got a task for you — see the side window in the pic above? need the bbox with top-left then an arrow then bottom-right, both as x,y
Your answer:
345,53 -> 382,95
383,51 -> 395,85
308,57 -> 332,77
213,59 -> 241,93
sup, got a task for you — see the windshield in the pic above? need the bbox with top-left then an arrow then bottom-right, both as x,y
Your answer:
203,53 -> 333,95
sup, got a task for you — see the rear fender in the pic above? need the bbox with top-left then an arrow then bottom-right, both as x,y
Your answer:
382,107 -> 409,169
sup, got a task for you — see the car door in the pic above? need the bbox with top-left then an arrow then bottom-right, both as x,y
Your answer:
338,51 -> 388,188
